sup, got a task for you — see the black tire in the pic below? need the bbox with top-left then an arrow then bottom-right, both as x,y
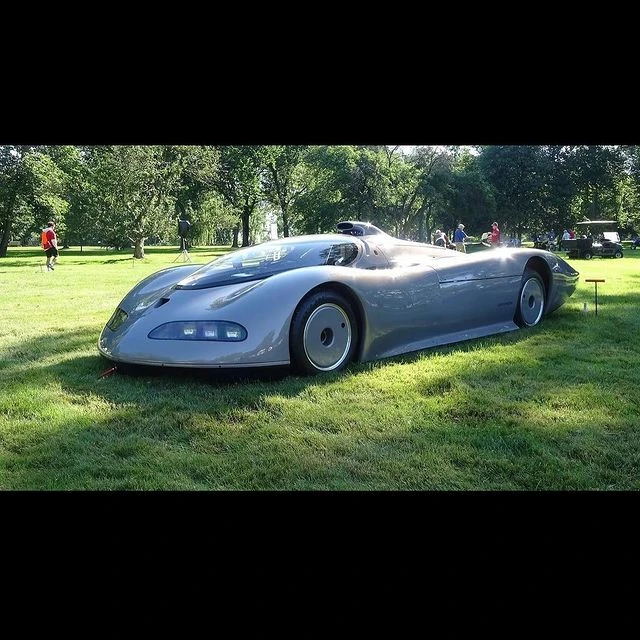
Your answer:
614,250 -> 623,258
289,290 -> 358,375
583,251 -> 592,260
514,269 -> 546,328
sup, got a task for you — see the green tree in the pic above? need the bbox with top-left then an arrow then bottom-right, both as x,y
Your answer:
213,146 -> 265,247
46,145 -> 96,249
615,146 -> 640,235
86,146 -> 184,258
477,145 -> 551,239
567,145 -> 624,221
293,146 -> 361,234
534,146 -> 578,237
262,145 -> 309,237
445,150 -> 496,239
164,145 -> 220,245
375,145 -> 424,238
196,191 -> 239,246
0,146 -> 26,255
403,146 -> 455,242
0,145 -> 70,256
293,146 -> 399,234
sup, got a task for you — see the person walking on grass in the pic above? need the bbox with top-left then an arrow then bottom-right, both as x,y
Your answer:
42,221 -> 58,271
454,223 -> 468,252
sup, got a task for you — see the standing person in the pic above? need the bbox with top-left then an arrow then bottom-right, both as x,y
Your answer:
453,223 -> 468,252
433,229 -> 443,246
42,221 -> 58,271
489,221 -> 500,247
561,229 -> 570,251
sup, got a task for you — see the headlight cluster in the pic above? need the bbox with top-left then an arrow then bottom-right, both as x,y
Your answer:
148,321 -> 247,342
106,308 -> 128,331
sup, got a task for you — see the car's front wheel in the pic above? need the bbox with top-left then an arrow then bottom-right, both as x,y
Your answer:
614,250 -> 623,258
290,290 -> 358,375
515,269 -> 546,328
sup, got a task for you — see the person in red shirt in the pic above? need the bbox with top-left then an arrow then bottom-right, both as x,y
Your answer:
42,221 -> 58,271
489,221 -> 500,246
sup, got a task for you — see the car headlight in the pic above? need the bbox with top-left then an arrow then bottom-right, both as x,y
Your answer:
106,308 -> 128,331
148,321 -> 247,342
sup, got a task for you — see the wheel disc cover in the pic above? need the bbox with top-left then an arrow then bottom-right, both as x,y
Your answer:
303,303 -> 352,371
520,278 -> 544,326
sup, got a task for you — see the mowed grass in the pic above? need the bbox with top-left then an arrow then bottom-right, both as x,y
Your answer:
1,245 -> 639,490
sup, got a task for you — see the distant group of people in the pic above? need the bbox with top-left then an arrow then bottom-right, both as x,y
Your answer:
433,221 -> 501,252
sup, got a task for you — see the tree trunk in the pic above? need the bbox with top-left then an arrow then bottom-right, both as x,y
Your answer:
0,191 -> 17,258
242,210 -> 250,246
0,221 -> 10,257
282,202 -> 289,238
134,238 -> 145,259
271,164 -> 289,238
417,210 -> 425,243
241,202 -> 254,247
232,224 -> 239,248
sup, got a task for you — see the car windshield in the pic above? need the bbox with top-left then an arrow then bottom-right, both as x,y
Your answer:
176,238 -> 360,289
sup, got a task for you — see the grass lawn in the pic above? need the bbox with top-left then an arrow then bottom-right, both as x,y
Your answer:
1,245 -> 639,490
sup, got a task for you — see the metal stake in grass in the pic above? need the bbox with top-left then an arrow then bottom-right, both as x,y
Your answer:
585,278 -> 605,316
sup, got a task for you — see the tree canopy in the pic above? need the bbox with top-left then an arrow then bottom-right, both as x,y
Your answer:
1,144 -> 638,258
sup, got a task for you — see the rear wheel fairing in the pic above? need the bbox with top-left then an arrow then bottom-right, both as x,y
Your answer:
542,254 -> 580,313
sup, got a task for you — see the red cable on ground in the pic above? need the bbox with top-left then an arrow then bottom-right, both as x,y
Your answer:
98,366 -> 118,379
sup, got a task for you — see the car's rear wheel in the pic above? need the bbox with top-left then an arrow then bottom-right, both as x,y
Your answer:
515,269 -> 546,328
583,251 -> 592,260
290,290 -> 358,375
614,250 -> 623,258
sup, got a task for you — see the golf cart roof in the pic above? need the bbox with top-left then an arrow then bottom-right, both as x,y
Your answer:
576,220 -> 617,226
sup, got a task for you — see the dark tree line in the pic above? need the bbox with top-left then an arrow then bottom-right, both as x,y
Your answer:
2,144 -> 639,258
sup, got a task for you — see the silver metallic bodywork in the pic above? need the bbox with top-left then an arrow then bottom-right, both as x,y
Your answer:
98,226 -> 579,370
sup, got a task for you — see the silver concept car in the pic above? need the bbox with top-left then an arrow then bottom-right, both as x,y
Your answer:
98,221 -> 579,375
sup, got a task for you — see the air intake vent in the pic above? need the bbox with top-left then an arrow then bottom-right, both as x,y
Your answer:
336,221 -> 386,236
